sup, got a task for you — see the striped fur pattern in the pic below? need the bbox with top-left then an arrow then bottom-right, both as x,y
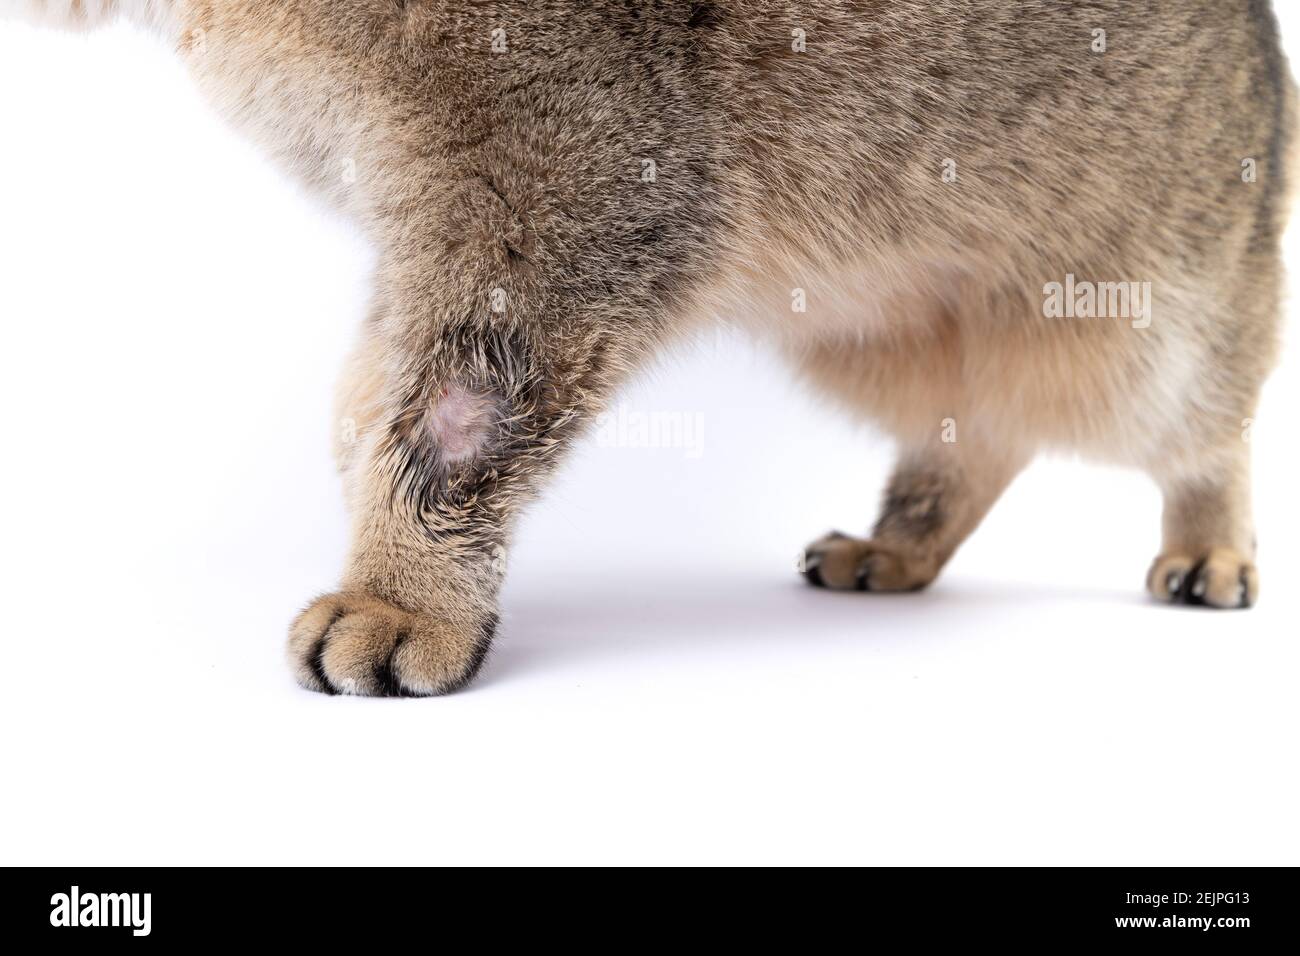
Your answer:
3,1 -> 1294,693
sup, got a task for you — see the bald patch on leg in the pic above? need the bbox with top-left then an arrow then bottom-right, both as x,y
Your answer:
425,383 -> 501,464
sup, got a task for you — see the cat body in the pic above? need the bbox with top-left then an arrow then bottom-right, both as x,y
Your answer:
4,1 -> 1292,693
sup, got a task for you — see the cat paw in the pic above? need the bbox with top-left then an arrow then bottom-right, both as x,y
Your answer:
287,592 -> 495,696
798,531 -> 936,593
1147,549 -> 1257,609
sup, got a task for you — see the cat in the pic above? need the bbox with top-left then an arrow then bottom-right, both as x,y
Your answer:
3,1 -> 1293,695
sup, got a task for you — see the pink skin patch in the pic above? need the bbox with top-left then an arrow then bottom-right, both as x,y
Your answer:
425,384 -> 499,464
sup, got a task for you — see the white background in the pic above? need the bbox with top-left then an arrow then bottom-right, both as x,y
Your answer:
1,11 -> 1297,866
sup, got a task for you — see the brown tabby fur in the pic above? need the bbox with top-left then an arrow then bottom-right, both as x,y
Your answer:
5,0 -> 1294,694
